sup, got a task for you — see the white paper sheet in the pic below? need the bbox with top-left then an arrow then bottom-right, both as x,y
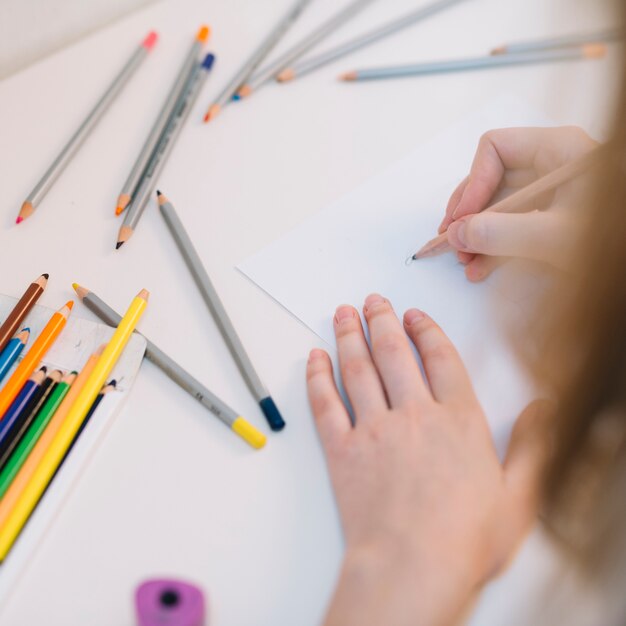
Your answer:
238,96 -> 552,454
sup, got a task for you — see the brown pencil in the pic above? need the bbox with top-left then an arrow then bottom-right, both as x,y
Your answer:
0,274 -> 48,354
411,147 -> 603,260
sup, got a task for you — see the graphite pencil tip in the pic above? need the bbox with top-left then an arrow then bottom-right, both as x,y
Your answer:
42,273 -> 49,279
156,190 -> 162,196
116,241 -> 124,250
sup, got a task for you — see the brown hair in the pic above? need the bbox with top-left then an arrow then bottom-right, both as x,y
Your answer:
538,18 -> 626,590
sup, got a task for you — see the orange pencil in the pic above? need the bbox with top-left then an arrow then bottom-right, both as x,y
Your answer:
0,302 -> 72,418
0,345 -> 103,530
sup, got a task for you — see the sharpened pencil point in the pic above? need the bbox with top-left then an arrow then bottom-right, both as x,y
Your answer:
156,190 -> 162,196
42,273 -> 49,279
203,104 -> 220,123
232,93 -> 241,101
277,68 -> 295,82
340,71 -> 358,82
116,242 -> 124,250
236,84 -> 252,98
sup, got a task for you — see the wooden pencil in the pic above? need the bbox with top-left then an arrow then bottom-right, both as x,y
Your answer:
0,301 -> 72,418
115,26 -> 209,215
237,0 -> 375,98
0,289 -> 148,560
73,283 -> 266,449
0,274 -> 48,354
0,371 -> 76,500
17,32 -> 158,223
411,146 -> 603,260
157,191 -> 285,431
0,349 -> 102,529
491,28 -> 623,55
204,0 -> 312,121
0,328 -> 29,385
278,0 -> 466,82
116,53 -> 216,248
0,369 -> 61,471
0,368 -> 47,449
340,44 -> 607,81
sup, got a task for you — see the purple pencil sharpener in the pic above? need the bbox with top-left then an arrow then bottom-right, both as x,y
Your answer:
135,578 -> 206,626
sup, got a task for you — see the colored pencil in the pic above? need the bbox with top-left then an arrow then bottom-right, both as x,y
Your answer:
73,283 -> 266,449
157,192 -> 285,431
340,44 -> 607,81
0,328 -> 29,384
237,0 -> 375,98
491,28 -> 623,55
278,0 -> 466,82
0,372 -> 76,500
68,380 -> 116,452
17,32 -> 158,223
115,26 -> 209,216
116,53 -> 216,248
0,301 -> 72,418
411,147 -> 603,260
204,0 -> 312,121
0,289 -> 148,560
0,368 -> 47,450
0,274 -> 48,354
0,349 -> 101,530
0,370 -> 61,471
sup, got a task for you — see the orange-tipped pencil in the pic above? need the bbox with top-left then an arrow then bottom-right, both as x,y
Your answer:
17,31 -> 158,223
0,302 -> 72,418
115,25 -> 210,215
491,28 -> 623,55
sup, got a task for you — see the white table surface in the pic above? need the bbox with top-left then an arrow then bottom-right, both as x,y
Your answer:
0,0 -> 618,624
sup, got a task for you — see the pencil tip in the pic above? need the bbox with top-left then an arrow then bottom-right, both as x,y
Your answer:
72,283 -> 79,290
340,71 -> 357,82
66,300 -> 74,310
156,190 -> 162,196
236,84 -> 252,98
204,104 -> 220,123
116,242 -> 124,250
42,273 -> 49,279
16,216 -> 23,224
231,93 -> 241,101
277,68 -> 295,82
23,327 -> 30,333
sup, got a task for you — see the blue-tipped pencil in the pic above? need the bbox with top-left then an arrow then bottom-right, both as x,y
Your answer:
0,329 -> 29,385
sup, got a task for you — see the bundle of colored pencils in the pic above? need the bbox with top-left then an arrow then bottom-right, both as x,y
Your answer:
0,276 -> 149,560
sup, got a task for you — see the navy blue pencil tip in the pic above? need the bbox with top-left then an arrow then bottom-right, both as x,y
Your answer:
231,94 -> 241,101
22,327 -> 30,333
259,396 -> 285,432
202,53 -> 215,70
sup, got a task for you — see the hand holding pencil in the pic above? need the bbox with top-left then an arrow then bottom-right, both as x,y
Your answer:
412,127 -> 601,280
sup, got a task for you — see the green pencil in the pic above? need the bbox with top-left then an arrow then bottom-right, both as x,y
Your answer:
0,371 -> 76,499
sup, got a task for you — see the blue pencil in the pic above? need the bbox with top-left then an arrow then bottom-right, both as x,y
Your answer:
0,368 -> 46,449
0,329 -> 29,385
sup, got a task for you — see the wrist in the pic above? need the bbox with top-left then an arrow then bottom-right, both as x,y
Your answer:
325,537 -> 476,626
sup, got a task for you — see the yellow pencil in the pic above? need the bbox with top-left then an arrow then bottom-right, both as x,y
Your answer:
0,288 -> 148,560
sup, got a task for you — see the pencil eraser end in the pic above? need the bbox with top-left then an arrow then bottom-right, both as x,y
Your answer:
142,31 -> 158,50
232,417 -> 267,449
197,25 -> 210,43
259,397 -> 285,431
202,53 -> 215,70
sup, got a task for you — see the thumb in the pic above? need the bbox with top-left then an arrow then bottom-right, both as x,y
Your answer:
446,211 -> 565,264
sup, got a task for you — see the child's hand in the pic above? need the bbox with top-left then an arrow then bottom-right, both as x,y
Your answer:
307,294 -> 549,626
439,127 -> 598,281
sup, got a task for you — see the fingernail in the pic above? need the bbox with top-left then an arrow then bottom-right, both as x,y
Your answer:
334,305 -> 355,324
364,293 -> 385,310
404,309 -> 425,325
308,349 -> 326,362
448,220 -> 467,248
